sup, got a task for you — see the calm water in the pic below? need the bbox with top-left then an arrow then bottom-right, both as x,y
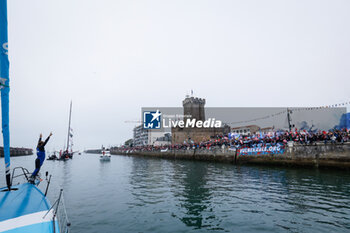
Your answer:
1,153 -> 350,233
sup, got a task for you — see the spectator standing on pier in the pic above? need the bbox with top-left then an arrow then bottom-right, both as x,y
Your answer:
30,132 -> 52,182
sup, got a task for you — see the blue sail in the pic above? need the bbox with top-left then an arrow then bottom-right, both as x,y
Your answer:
0,2 -> 69,232
0,0 -> 11,189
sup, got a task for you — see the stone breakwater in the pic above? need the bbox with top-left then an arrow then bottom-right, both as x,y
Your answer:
84,149 -> 102,154
111,142 -> 350,169
0,147 -> 33,157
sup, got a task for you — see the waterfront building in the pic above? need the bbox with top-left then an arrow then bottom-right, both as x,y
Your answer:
172,96 -> 230,144
183,96 -> 206,122
148,131 -> 166,146
231,125 -> 260,136
133,125 -> 169,146
231,125 -> 275,136
260,127 -> 275,134
133,125 -> 148,146
153,133 -> 172,146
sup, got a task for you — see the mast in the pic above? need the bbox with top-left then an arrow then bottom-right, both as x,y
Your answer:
0,0 -> 11,189
66,101 -> 72,152
287,108 -> 292,131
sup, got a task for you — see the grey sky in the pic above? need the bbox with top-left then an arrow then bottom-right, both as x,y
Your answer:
3,0 -> 350,150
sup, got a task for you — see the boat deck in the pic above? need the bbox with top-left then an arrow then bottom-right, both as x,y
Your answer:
0,183 -> 58,232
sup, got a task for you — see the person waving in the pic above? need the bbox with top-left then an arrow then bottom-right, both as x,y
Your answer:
30,132 -> 52,183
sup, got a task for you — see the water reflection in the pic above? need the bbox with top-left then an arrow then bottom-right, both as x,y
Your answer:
129,157 -> 168,206
173,161 -> 212,229
2,155 -> 350,233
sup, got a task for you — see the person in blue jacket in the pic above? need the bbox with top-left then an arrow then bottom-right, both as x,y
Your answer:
30,132 -> 52,182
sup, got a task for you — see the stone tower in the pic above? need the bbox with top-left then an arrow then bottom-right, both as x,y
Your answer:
182,96 -> 206,121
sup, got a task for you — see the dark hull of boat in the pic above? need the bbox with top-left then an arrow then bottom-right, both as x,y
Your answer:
47,155 -> 57,160
58,152 -> 73,160
57,156 -> 68,161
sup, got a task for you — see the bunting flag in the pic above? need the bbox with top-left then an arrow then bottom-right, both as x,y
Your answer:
292,101 -> 350,111
229,100 -> 349,125
230,110 -> 287,125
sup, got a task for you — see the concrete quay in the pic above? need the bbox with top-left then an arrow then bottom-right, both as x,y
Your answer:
111,142 -> 350,169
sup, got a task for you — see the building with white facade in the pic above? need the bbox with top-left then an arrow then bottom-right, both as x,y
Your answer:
133,125 -> 169,146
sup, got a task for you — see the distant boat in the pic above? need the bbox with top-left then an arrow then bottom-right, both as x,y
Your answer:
57,150 -> 69,161
0,1 -> 70,232
100,149 -> 111,161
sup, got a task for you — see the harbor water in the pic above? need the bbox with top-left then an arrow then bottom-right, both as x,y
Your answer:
1,153 -> 350,233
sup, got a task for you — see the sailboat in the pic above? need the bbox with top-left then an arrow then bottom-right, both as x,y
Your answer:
0,1 -> 70,232
59,102 -> 73,160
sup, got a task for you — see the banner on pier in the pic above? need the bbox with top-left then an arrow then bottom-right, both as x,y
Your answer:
239,144 -> 285,156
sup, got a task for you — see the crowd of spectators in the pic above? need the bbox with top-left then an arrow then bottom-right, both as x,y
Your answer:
115,128 -> 350,153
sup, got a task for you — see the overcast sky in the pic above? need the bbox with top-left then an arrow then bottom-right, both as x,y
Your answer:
2,0 -> 350,150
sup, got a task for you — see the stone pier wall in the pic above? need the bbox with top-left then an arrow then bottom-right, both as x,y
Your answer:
84,149 -> 102,154
0,147 -> 33,157
111,142 -> 350,169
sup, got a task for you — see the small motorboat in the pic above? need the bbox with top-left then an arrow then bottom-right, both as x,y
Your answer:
100,149 -> 111,161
